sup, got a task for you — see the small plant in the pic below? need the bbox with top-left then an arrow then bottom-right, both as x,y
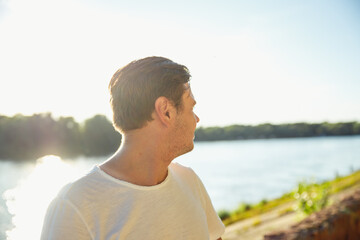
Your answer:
277,206 -> 294,216
252,217 -> 262,226
260,199 -> 268,206
218,210 -> 231,221
293,179 -> 329,215
235,202 -> 252,214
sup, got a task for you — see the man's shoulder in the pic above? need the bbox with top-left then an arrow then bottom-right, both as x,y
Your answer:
55,165 -> 104,201
169,162 -> 200,184
169,162 -> 195,175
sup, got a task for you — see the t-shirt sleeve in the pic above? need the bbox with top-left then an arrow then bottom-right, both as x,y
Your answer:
41,197 -> 93,240
193,172 -> 225,240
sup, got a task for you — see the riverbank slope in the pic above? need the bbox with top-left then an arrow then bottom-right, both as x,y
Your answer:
222,170 -> 360,240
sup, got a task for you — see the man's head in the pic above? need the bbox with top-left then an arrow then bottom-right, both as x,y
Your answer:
109,56 -> 191,133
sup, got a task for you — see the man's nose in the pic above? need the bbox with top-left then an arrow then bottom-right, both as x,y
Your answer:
195,114 -> 200,123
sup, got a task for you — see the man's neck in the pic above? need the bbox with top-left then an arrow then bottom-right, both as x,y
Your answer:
99,132 -> 173,186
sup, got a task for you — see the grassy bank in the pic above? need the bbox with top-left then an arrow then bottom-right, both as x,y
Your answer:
219,169 -> 360,226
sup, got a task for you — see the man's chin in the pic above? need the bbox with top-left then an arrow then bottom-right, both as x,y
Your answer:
177,143 -> 194,157
189,142 -> 194,151
185,142 -> 195,154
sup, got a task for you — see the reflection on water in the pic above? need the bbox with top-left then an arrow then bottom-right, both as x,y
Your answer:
3,155 -> 79,240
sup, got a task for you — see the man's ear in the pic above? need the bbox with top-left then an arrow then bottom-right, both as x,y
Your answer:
154,97 -> 175,126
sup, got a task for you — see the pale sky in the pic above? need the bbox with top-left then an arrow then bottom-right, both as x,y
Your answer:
1,0 -> 359,126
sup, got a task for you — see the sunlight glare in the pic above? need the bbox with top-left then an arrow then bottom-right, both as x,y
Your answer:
3,155 -> 79,240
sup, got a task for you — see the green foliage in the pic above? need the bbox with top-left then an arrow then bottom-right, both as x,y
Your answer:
235,202 -> 253,214
252,217 -> 262,226
81,115 -> 121,156
220,195 -> 294,226
293,180 -> 330,215
195,122 -> 360,141
259,199 -> 268,206
218,210 -> 231,221
0,113 -> 121,161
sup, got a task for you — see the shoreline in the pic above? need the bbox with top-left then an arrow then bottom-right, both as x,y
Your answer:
221,169 -> 360,240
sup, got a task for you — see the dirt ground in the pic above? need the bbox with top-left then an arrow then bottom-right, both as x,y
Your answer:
222,183 -> 360,240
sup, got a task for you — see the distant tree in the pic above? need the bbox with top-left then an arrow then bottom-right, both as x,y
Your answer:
55,117 -> 82,158
354,122 -> 360,134
81,115 -> 121,156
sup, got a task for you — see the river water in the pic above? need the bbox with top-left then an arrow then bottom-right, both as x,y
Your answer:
1,135 -> 359,239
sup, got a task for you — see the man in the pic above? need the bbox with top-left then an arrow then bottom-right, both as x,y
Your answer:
41,56 -> 225,239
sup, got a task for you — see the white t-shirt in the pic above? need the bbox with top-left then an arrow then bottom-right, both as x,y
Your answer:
41,162 -> 225,240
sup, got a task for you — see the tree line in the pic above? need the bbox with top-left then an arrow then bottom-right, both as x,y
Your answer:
0,113 -> 121,161
0,113 -> 359,161
195,122 -> 360,141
